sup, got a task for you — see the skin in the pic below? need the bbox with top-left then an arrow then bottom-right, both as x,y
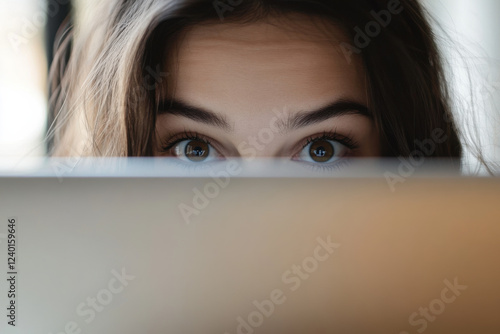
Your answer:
154,15 -> 380,168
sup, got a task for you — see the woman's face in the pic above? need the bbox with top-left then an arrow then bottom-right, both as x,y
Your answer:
155,15 -> 380,170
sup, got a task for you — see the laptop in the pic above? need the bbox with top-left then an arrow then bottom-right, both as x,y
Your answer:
0,158 -> 499,334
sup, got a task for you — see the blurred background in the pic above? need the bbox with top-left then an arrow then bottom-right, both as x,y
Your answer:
0,0 -> 499,171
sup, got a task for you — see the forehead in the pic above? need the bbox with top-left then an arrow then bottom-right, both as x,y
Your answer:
167,15 -> 367,119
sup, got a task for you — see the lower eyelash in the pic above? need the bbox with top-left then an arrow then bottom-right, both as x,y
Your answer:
158,130 -> 358,171
167,157 -> 219,171
302,157 -> 353,173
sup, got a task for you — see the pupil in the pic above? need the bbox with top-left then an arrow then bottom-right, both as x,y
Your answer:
192,146 -> 204,156
185,140 -> 209,162
315,147 -> 327,157
309,140 -> 334,163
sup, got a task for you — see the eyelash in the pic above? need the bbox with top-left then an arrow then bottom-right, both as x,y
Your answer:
158,130 -> 360,171
299,131 -> 359,152
303,157 -> 354,173
159,130 -> 217,153
294,130 -> 359,172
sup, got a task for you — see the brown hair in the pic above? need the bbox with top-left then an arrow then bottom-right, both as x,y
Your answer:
48,0 -> 463,165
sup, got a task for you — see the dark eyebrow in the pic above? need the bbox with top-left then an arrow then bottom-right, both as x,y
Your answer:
283,100 -> 371,130
158,99 -> 232,131
158,98 -> 370,133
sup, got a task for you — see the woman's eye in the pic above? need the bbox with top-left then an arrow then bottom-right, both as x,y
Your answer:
171,139 -> 220,162
296,139 -> 349,164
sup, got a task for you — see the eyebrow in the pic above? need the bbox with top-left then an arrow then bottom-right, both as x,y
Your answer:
158,98 -> 371,133
284,100 -> 371,130
158,99 -> 233,131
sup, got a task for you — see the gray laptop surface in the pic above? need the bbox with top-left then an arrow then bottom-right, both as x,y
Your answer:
0,158 -> 499,334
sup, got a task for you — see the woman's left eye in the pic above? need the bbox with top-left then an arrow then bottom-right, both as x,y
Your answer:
294,138 -> 350,164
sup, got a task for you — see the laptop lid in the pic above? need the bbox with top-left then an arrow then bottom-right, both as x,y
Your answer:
0,160 -> 498,334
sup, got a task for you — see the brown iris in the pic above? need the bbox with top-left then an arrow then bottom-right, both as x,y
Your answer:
309,140 -> 335,163
185,140 -> 209,162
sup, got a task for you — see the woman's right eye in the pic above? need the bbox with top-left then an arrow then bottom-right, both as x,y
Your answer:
168,139 -> 222,163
